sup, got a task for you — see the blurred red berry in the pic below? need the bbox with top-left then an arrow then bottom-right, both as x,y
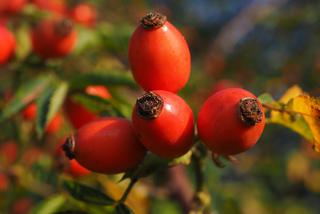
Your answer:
11,197 -> 33,214
0,26 -> 15,65
0,0 -> 27,15
0,141 -> 18,167
31,18 -> 77,59
70,3 -> 96,27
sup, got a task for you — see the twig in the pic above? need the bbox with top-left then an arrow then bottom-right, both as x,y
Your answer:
262,103 -> 314,118
118,178 -> 138,204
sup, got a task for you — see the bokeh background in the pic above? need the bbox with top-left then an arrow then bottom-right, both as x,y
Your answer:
0,0 -> 319,213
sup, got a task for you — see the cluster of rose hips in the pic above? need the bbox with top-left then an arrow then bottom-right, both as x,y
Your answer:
62,12 -> 266,176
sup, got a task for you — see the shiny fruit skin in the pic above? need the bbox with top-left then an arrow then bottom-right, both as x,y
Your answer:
0,0 -> 27,15
0,26 -> 15,65
31,19 -> 77,59
70,3 -> 96,27
197,88 -> 265,155
132,90 -> 194,158
65,85 -> 111,129
129,18 -> 191,92
73,117 -> 146,174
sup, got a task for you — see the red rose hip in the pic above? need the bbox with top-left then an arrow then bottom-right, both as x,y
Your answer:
31,18 -> 77,59
0,26 -> 15,65
132,90 -> 194,158
63,117 -> 146,174
129,12 -> 191,92
197,88 -> 265,155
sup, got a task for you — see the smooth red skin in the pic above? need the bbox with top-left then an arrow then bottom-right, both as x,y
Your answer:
132,90 -> 194,158
129,21 -> 191,92
31,19 -> 77,59
0,0 -> 27,15
31,0 -> 66,15
74,117 -> 146,174
197,88 -> 265,155
65,85 -> 111,129
70,3 -> 96,27
0,26 -> 15,65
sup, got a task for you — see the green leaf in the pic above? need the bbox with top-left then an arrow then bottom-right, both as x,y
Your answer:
0,75 -> 52,122
35,81 -> 68,137
63,180 -> 115,206
31,195 -> 65,214
35,86 -> 55,137
71,93 -> 123,117
69,72 -> 137,90
47,81 -> 68,121
258,93 -> 276,105
114,204 -> 134,214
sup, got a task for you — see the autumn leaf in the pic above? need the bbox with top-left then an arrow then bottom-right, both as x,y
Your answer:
262,85 -> 314,142
290,94 -> 320,152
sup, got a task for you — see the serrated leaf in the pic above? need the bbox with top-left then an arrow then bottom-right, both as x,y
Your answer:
31,195 -> 65,214
291,94 -> 320,151
69,72 -> 137,90
0,75 -> 52,121
63,180 -> 115,206
114,203 -> 134,214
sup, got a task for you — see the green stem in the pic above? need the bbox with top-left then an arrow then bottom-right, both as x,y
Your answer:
118,178 -> 138,204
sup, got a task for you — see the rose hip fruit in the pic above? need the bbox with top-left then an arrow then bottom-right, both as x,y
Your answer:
197,88 -> 265,155
129,12 -> 191,92
132,90 -> 194,158
56,139 -> 90,178
62,117 -> 146,174
65,85 -> 111,129
69,3 -> 96,27
0,26 -> 15,65
31,18 -> 77,59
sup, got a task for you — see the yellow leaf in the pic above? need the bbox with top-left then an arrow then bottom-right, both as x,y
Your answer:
269,86 -> 313,141
278,85 -> 303,103
291,94 -> 320,151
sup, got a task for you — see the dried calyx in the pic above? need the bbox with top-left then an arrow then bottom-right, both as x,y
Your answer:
62,136 -> 75,160
136,91 -> 164,120
140,12 -> 167,30
239,97 -> 263,126
55,19 -> 73,37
